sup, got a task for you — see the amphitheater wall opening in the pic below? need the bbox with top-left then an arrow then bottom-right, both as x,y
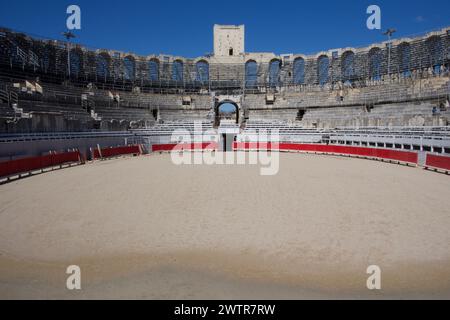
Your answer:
214,100 -> 240,127
216,102 -> 240,151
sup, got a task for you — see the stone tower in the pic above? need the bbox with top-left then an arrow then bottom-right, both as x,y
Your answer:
213,24 -> 245,57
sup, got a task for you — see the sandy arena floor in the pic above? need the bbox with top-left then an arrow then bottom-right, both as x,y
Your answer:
0,152 -> 449,299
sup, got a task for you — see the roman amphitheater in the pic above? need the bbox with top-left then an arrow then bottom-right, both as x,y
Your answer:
0,25 -> 449,299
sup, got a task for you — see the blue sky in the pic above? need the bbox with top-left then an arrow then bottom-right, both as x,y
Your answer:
0,0 -> 448,57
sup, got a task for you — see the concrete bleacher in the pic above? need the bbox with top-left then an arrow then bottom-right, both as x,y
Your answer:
241,120 -> 323,143
93,105 -> 153,121
0,79 -> 161,132
133,120 -> 215,146
281,76 -> 450,108
0,102 -> 14,118
241,76 -> 450,124
0,72 -> 448,134
159,109 -> 211,122
239,120 -> 450,152
138,121 -> 214,135
18,100 -> 91,120
300,101 -> 448,128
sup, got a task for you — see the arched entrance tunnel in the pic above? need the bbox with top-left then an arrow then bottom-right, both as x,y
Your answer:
215,100 -> 240,151
214,100 -> 239,127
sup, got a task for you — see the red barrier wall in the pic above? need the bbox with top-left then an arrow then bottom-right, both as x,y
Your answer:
152,142 -> 218,152
233,142 -> 418,164
426,154 -> 450,171
93,145 -> 142,159
0,151 -> 81,178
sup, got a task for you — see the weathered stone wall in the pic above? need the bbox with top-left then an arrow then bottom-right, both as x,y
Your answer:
213,25 -> 245,57
2,26 -> 447,88
0,113 -> 95,133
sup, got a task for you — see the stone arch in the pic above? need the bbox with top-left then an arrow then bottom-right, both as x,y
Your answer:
96,52 -> 110,80
317,54 -> 329,85
268,59 -> 281,87
172,59 -> 184,82
341,50 -> 355,81
148,58 -> 159,81
368,47 -> 382,80
123,55 -> 135,80
426,35 -> 444,73
195,60 -> 209,84
293,57 -> 305,85
213,97 -> 241,126
397,42 -> 411,76
42,42 -> 57,73
69,47 -> 84,77
245,60 -> 258,88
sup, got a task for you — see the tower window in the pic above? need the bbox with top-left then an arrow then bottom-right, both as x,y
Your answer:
229,48 -> 233,56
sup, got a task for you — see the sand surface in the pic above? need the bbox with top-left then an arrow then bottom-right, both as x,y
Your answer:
0,152 -> 449,299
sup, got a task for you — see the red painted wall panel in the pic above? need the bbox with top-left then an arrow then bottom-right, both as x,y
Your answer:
232,143 -> 418,164
152,142 -> 218,152
0,151 -> 81,178
426,154 -> 450,171
93,145 -> 142,159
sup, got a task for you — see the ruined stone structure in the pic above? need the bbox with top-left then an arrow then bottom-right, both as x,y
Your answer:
0,25 -> 449,133
213,24 -> 245,57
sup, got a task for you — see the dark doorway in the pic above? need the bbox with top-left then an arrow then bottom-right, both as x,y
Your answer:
221,133 -> 236,152
296,109 -> 305,121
